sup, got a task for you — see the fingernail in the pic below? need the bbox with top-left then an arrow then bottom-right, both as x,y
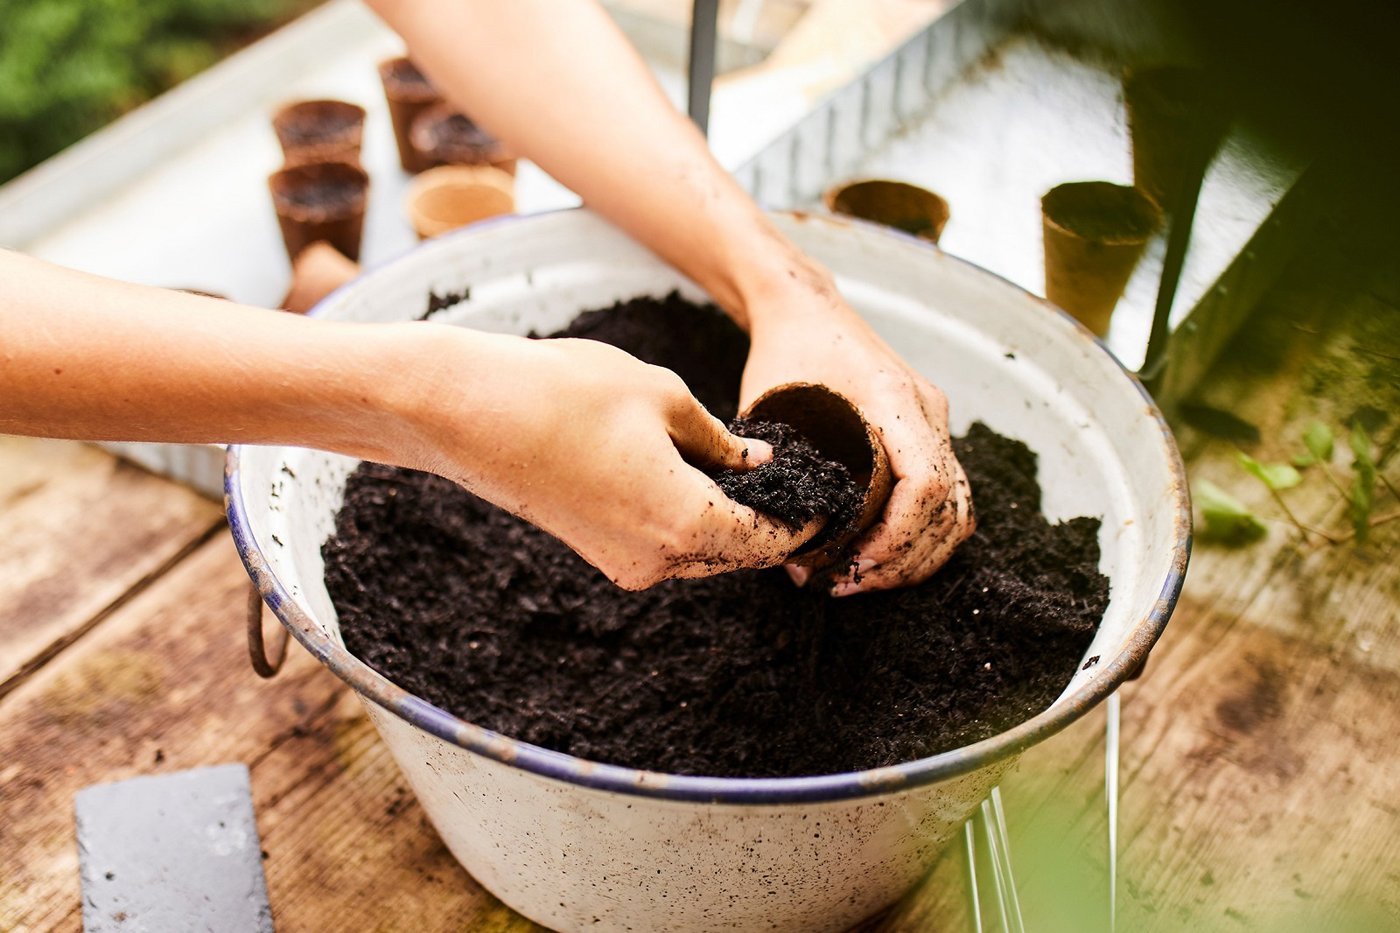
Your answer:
741,438 -> 773,465
830,581 -> 861,598
787,565 -> 812,588
855,558 -> 877,574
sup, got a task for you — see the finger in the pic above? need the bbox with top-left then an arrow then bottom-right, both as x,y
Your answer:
668,394 -> 773,471
684,492 -> 824,575
832,463 -> 974,596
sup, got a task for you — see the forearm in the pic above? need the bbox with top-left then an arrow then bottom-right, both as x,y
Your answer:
368,0 -> 819,329
0,250 -> 435,465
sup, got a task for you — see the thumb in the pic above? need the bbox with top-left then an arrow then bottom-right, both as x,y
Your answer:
670,399 -> 773,471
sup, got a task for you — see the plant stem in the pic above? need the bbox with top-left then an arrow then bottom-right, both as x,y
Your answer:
1319,462 -> 1352,500
1268,487 -> 1342,544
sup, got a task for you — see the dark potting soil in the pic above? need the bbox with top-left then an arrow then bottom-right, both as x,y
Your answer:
279,106 -> 360,144
384,58 -> 435,95
278,177 -> 365,213
711,418 -> 862,536
325,295 -> 1110,778
427,113 -> 500,160
1047,188 -> 1158,242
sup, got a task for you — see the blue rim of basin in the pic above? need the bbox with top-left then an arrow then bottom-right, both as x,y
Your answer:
225,208 -> 1191,805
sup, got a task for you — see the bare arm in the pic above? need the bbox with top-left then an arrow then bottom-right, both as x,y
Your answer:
372,0 -> 976,592
0,250 -> 810,589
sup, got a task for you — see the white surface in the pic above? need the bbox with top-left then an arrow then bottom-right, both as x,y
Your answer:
18,1 -> 790,308
846,36 -> 1306,368
232,210 -> 1186,931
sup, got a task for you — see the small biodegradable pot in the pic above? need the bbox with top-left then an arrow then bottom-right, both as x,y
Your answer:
268,161 -> 370,262
409,103 -> 517,176
1041,181 -> 1161,337
1123,66 -> 1216,212
823,179 -> 950,245
741,382 -> 892,570
404,165 -> 515,240
271,99 -> 366,168
281,241 -> 360,314
379,57 -> 442,173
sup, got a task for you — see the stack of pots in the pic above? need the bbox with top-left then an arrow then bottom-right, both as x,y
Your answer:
379,56 -> 517,240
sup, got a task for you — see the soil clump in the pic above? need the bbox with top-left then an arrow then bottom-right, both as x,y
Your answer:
711,418 -> 861,536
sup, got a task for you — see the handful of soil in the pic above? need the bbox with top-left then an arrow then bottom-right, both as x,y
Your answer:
710,418 -> 861,538
327,294 -> 1110,778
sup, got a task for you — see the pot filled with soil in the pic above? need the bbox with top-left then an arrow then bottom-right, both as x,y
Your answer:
267,161 -> 370,263
378,56 -> 442,173
409,102 -> 517,176
823,179 -> 950,245
271,98 -> 366,168
227,210 -> 1189,933
1041,180 -> 1161,337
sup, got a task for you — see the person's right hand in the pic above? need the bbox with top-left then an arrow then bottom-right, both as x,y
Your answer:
402,329 -> 820,590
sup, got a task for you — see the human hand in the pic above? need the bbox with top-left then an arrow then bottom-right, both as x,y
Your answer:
404,330 -> 820,590
739,266 -> 975,595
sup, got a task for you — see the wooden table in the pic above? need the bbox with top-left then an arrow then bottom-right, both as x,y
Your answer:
3,232 -> 1398,931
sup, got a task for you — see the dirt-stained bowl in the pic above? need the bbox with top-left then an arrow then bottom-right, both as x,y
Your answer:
227,209 -> 1189,933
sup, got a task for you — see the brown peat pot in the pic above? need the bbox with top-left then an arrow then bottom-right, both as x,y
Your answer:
271,99 -> 366,168
823,179 -> 950,245
267,161 -> 370,262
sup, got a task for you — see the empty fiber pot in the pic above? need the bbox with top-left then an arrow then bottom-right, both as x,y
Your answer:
1041,181 -> 1161,337
268,161 -> 370,262
409,103 -> 517,176
379,57 -> 441,173
281,241 -> 360,314
227,210 -> 1189,933
271,99 -> 366,168
823,179 -> 950,244
405,165 -> 515,240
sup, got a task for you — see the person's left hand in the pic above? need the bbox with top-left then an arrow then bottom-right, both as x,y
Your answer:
740,264 -> 975,596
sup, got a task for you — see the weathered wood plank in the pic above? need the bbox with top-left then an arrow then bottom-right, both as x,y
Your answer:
0,535 -> 343,931
0,439 -> 223,697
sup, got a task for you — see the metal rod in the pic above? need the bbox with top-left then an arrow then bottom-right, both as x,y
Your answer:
1139,118 -> 1225,392
1106,692 -> 1122,933
687,0 -> 720,137
989,787 -> 1025,933
980,800 -> 1011,932
965,821 -> 985,933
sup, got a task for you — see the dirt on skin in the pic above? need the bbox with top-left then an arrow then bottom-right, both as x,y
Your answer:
325,294 -> 1110,778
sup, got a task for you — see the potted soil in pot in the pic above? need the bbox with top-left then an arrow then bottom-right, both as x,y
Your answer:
324,292 -> 1110,779
267,161 -> 370,263
227,210 -> 1189,933
409,102 -> 517,176
378,56 -> 442,173
271,99 -> 366,168
1041,180 -> 1161,337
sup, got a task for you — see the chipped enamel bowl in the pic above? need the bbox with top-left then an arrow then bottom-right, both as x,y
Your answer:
227,209 -> 1189,932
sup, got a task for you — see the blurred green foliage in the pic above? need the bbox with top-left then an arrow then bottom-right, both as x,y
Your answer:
0,0 -> 317,183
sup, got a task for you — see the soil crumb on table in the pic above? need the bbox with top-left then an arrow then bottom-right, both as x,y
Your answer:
325,294 -> 1110,778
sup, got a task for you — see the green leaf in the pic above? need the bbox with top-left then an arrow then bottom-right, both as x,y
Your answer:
1297,421 -> 1334,468
1237,452 -> 1302,491
1195,479 -> 1268,545
1350,424 -> 1376,541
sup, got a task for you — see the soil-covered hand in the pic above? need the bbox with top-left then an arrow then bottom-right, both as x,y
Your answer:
740,267 -> 975,595
408,331 -> 820,590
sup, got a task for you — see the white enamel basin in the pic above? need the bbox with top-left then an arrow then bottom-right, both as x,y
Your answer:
227,209 -> 1189,932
